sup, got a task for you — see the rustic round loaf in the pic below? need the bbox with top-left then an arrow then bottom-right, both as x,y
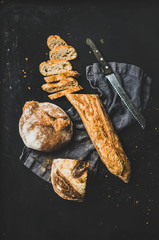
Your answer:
19,101 -> 73,152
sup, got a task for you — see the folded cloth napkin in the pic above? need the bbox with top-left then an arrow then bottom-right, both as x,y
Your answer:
86,62 -> 152,131
20,62 -> 152,183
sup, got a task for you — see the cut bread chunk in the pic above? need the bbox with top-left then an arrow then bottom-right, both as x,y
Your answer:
51,159 -> 89,202
42,77 -> 78,93
44,71 -> 80,83
49,46 -> 77,61
48,85 -> 83,100
47,35 -> 67,50
39,60 -> 72,76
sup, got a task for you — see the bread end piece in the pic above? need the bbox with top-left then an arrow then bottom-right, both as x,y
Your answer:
51,158 -> 89,202
47,35 -> 67,50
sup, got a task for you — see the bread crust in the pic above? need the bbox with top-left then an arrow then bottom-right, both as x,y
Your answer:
48,85 -> 83,100
44,71 -> 80,83
51,158 -> 89,201
19,101 -> 73,152
47,35 -> 67,50
66,94 -> 131,183
41,77 -> 78,93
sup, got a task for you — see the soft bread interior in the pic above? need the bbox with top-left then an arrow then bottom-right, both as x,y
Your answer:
49,46 -> 77,61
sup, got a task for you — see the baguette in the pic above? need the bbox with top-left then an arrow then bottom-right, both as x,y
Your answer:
48,85 -> 83,100
44,71 -> 80,83
47,35 -> 67,50
41,77 -> 78,93
66,94 -> 131,183
39,60 -> 72,76
49,45 -> 77,61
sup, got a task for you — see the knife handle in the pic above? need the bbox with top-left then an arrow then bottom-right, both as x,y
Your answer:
86,38 -> 112,75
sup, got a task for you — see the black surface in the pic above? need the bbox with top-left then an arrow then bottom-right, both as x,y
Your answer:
1,1 -> 159,240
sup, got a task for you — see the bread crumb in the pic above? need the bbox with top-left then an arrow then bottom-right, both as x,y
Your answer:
100,38 -> 104,44
45,53 -> 48,55
25,58 -> 28,61
135,145 -> 138,149
136,200 -> 139,204
28,86 -> 31,90
24,75 -> 26,78
146,222 -> 149,225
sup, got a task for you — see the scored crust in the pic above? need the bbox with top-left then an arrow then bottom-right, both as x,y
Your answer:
49,45 -> 77,61
51,158 -> 89,201
66,94 -> 131,183
47,35 -> 67,50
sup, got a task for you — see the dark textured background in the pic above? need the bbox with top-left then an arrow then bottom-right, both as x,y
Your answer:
0,1 -> 159,239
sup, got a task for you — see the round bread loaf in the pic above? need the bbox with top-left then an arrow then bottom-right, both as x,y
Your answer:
19,101 -> 73,152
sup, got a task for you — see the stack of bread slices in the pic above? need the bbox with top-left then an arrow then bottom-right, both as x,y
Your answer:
39,35 -> 83,100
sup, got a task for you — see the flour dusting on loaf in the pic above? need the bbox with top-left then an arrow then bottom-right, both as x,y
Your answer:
19,101 -> 73,152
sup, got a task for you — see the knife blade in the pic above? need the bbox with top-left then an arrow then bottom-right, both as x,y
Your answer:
86,37 -> 146,129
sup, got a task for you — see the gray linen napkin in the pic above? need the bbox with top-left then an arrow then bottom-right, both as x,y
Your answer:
86,62 -> 152,131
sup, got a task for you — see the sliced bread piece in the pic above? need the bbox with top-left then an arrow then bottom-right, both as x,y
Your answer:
49,45 -> 77,61
48,85 -> 83,100
39,60 -> 72,76
47,35 -> 67,50
42,77 -> 78,93
44,71 -> 80,83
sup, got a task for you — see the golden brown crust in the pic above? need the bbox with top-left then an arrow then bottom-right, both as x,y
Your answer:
44,71 -> 80,83
51,159 -> 89,201
48,85 -> 83,100
41,77 -> 78,93
66,94 -> 131,183
47,35 -> 67,50
19,101 -> 73,152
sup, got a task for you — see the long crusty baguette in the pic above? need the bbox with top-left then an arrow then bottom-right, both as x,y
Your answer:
44,71 -> 80,83
41,77 -> 78,93
66,94 -> 131,183
49,46 -> 77,61
47,35 -> 67,50
51,158 -> 89,202
48,85 -> 83,100
39,60 -> 72,76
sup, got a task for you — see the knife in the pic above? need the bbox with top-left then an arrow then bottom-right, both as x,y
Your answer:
86,37 -> 146,129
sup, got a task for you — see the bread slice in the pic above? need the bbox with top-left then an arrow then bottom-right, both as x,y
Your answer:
66,94 -> 131,183
48,85 -> 83,100
47,35 -> 67,50
39,60 -> 72,76
41,77 -> 78,93
49,46 -> 77,61
51,158 -> 89,202
44,71 -> 80,83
